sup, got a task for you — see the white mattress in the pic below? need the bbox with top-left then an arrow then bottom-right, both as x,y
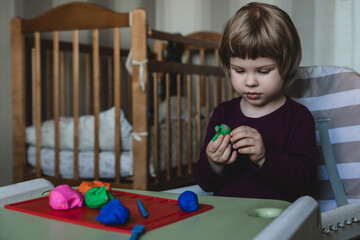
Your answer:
27,146 -> 133,179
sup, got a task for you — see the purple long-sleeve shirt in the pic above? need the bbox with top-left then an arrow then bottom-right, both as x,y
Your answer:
194,96 -> 317,202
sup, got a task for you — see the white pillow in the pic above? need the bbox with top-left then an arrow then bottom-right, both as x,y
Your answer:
26,107 -> 132,151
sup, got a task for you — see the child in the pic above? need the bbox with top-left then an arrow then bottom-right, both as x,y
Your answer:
194,2 -> 317,202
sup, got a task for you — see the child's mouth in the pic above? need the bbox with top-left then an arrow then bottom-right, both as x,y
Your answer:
246,92 -> 261,99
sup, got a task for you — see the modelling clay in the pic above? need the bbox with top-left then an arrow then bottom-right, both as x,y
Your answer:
77,180 -> 111,194
95,199 -> 130,225
85,185 -> 114,209
212,124 -> 233,144
137,199 -> 149,217
49,184 -> 84,210
178,190 -> 199,212
130,225 -> 145,240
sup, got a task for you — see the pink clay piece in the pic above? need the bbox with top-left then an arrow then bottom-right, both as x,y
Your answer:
49,184 -> 84,210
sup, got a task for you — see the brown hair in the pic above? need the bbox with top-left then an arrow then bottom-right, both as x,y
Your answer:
219,2 -> 302,85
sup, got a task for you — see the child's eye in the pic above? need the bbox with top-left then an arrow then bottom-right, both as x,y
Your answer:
233,69 -> 244,74
259,69 -> 271,74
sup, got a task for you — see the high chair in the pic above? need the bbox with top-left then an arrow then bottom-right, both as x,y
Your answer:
287,65 -> 360,212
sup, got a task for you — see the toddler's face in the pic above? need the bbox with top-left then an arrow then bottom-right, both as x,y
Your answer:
229,57 -> 284,111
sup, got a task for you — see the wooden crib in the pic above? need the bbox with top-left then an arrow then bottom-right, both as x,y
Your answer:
11,2 -> 230,190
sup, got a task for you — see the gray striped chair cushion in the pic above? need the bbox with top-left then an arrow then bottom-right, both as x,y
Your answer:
286,66 -> 360,212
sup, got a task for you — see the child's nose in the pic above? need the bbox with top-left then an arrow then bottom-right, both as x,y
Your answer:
245,74 -> 259,87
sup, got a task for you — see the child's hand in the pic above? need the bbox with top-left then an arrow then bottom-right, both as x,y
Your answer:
230,126 -> 265,167
206,134 -> 237,174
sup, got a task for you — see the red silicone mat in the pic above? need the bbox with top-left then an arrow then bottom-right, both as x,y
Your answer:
4,190 -> 213,234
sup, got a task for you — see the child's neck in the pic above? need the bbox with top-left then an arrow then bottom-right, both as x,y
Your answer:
240,94 -> 286,118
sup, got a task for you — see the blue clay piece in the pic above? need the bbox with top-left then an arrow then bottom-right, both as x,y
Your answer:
95,199 -> 130,225
178,191 -> 199,212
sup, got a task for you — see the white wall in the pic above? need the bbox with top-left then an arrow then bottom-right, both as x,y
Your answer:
154,0 -> 360,73
0,0 -> 15,186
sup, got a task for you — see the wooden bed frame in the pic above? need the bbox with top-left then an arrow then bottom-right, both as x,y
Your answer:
11,2 -> 230,190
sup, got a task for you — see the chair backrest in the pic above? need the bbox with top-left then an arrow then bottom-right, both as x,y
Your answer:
286,65 -> 360,212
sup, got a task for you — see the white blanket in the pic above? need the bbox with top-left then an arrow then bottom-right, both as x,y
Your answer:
27,146 -> 133,178
26,107 -> 133,151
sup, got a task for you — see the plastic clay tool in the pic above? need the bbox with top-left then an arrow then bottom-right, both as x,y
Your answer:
137,199 -> 149,218
130,225 -> 145,240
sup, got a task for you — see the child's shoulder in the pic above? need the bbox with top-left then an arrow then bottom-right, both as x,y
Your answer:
215,97 -> 241,110
217,97 -> 241,107
285,96 -> 313,118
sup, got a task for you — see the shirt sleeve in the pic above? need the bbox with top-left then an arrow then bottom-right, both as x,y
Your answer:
194,104 -> 230,192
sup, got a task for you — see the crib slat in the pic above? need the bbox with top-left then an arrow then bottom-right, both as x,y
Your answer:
127,74 -> 132,123
108,56 -> 113,108
176,74 -> 182,177
205,76 -> 210,125
186,74 -> 192,174
113,27 -> 121,184
215,49 -> 219,67
184,49 -> 190,64
31,48 -> 36,127
34,32 -> 42,178
85,54 -> 91,115
46,50 -> 53,120
213,76 -> 219,108
196,75 -> 201,162
165,73 -> 171,180
73,30 -> 80,180
60,51 -> 66,116
199,49 -> 205,107
93,29 -> 100,180
53,31 -> 60,179
153,73 -> 159,183
214,49 -> 220,108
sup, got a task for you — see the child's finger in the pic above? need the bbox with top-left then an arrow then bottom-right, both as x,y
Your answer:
231,130 -> 260,145
231,126 -> 257,138
233,137 -> 254,149
237,146 -> 254,155
226,150 -> 238,165
208,135 -> 224,152
231,125 -> 252,135
217,134 -> 231,154
219,144 -> 232,163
